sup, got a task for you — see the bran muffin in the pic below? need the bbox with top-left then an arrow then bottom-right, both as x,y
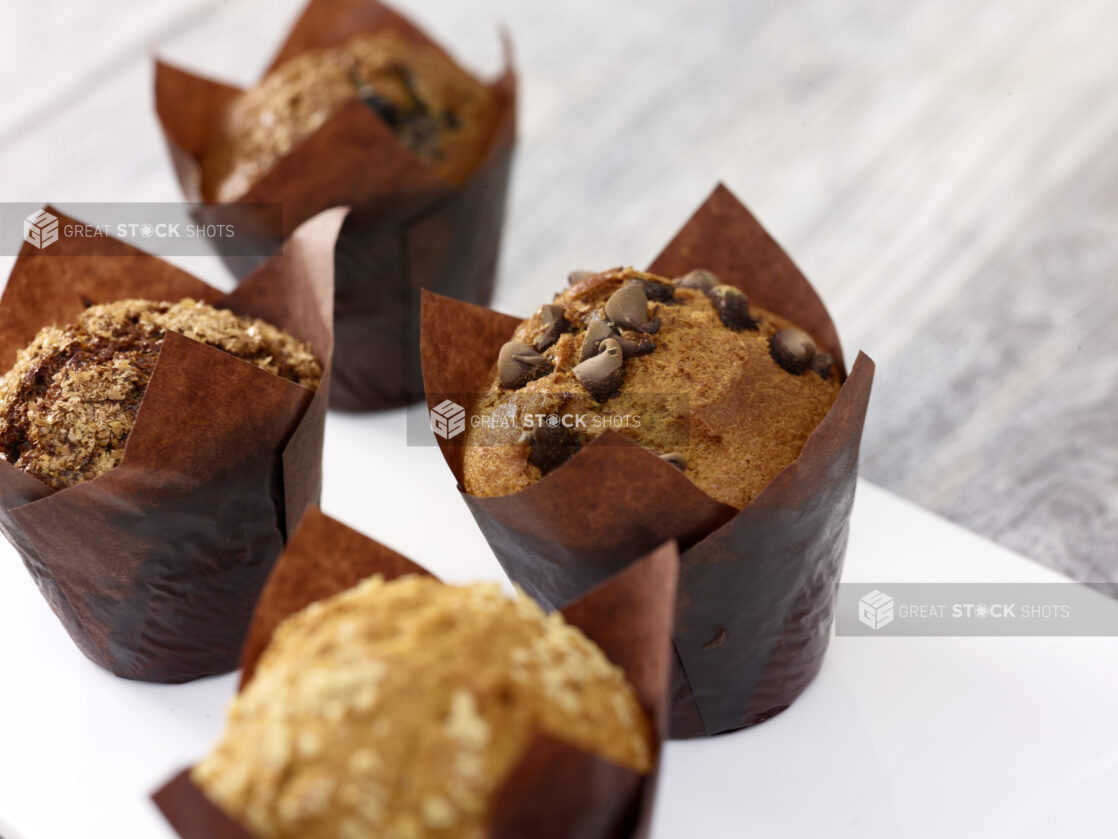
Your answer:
0,299 -> 321,490
462,267 -> 842,509
201,30 -> 500,202
193,574 -> 652,839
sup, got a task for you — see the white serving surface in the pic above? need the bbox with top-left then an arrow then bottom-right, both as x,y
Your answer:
1,408 -> 1115,838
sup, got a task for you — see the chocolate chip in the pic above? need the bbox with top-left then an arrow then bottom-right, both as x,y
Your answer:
635,278 -> 677,303
605,284 -> 660,333
572,337 -> 624,401
581,313 -> 655,361
441,108 -> 460,130
521,423 -> 580,474
498,341 -> 552,389
404,110 -> 441,148
539,303 -> 565,325
533,303 -> 569,351
674,268 -> 719,292
621,336 -> 657,356
79,294 -> 95,309
708,285 -> 756,331
568,269 -> 593,286
362,92 -> 402,128
659,451 -> 687,470
770,328 -> 817,375
810,351 -> 834,380
578,316 -> 615,362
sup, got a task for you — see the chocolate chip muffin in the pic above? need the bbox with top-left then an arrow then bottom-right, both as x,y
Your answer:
462,267 -> 842,509
201,30 -> 500,202
193,574 -> 652,839
0,299 -> 321,490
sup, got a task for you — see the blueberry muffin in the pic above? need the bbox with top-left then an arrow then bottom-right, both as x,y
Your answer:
0,299 -> 321,490
201,30 -> 500,202
462,267 -> 842,508
193,574 -> 652,839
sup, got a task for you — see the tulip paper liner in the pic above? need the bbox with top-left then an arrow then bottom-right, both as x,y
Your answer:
0,206 -> 342,683
153,508 -> 677,839
421,183 -> 876,738
154,0 -> 517,411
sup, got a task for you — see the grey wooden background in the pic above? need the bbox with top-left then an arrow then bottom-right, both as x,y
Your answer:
0,0 -> 1114,588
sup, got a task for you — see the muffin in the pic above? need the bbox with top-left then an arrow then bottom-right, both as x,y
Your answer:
0,299 -> 321,490
155,0 -> 516,411
193,574 -> 653,839
462,267 -> 841,508
421,183 -> 875,737
202,29 -> 500,202
0,206 -> 339,683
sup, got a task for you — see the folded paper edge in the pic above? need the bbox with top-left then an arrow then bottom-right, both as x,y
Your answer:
668,349 -> 874,736
0,205 -> 220,371
153,58 -> 243,200
648,182 -> 847,374
266,0 -> 450,73
238,507 -> 431,687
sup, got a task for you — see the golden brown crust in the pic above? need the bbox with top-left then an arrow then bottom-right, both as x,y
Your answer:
0,299 -> 321,490
462,268 -> 842,508
202,30 -> 499,202
193,575 -> 652,839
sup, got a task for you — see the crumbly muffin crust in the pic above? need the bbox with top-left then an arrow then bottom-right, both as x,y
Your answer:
0,299 -> 321,490
202,30 -> 500,202
194,575 -> 652,839
462,268 -> 842,509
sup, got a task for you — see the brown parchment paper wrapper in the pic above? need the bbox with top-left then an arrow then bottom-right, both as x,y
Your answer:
154,0 -> 517,411
153,508 -> 677,839
421,183 -> 876,738
0,206 -> 341,683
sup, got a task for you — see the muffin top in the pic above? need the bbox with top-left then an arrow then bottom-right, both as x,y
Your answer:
462,268 -> 842,509
0,299 -> 321,490
193,574 -> 652,839
202,30 -> 500,202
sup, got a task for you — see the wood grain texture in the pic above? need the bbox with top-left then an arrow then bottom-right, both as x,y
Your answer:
0,0 -> 1115,585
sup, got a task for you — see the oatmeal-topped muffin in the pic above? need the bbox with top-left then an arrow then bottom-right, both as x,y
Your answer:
0,299 -> 321,490
201,30 -> 500,202
194,574 -> 652,839
462,267 -> 842,509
